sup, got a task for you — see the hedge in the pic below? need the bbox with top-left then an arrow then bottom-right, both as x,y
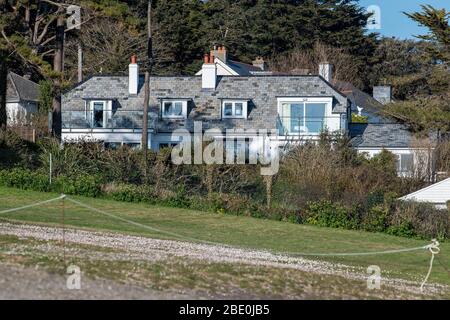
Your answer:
0,168 -> 448,240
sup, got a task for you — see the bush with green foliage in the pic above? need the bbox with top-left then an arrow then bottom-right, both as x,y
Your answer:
53,175 -> 102,198
0,168 -> 50,192
303,201 -> 360,230
388,201 -> 449,240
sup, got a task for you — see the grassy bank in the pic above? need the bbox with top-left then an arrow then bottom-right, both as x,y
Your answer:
0,186 -> 449,286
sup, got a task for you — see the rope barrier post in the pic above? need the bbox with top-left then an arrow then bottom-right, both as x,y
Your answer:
420,239 -> 440,292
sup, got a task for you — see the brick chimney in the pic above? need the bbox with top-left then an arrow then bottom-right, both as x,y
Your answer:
211,45 -> 227,63
202,53 -> 217,90
318,62 -> 333,83
129,55 -> 139,95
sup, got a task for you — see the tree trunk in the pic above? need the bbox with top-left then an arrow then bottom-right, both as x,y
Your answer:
52,15 -> 65,139
142,71 -> 150,172
0,59 -> 7,130
264,175 -> 273,208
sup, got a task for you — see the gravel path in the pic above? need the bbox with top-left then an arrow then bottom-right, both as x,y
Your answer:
0,222 -> 447,297
0,263 -> 195,300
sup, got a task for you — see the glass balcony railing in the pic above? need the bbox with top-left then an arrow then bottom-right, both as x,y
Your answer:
277,116 -> 342,135
62,110 -> 154,130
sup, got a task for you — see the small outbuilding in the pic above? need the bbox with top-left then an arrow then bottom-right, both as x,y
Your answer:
399,178 -> 450,210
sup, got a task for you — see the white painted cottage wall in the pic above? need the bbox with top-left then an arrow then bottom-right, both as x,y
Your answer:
6,101 -> 38,125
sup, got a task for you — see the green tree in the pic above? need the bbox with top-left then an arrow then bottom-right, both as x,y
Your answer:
152,0 -> 206,75
383,5 -> 450,134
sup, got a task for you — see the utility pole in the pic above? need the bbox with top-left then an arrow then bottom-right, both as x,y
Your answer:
77,43 -> 83,82
52,13 -> 65,139
142,0 -> 153,176
0,60 -> 7,130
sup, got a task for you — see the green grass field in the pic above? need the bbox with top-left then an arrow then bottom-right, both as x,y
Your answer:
0,186 -> 449,286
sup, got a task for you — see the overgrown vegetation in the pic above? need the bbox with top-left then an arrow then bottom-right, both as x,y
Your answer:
0,130 -> 448,241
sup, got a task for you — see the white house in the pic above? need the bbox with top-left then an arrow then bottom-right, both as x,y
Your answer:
6,72 -> 40,125
399,178 -> 450,209
61,46 -> 435,176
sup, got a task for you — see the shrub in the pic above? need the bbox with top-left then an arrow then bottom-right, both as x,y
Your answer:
106,183 -> 155,203
388,201 -> 449,240
303,200 -> 360,229
54,175 -> 102,197
0,168 -> 50,192
0,130 -> 40,170
361,205 -> 388,233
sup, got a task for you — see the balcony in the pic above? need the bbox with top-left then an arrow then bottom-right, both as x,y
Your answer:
277,116 -> 345,136
62,110 -> 154,132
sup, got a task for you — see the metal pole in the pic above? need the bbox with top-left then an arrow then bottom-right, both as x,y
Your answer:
77,43 -> 83,83
49,153 -> 52,185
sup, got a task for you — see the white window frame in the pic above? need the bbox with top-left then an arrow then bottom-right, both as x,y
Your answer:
397,153 -> 414,173
88,100 -> 112,129
277,97 -> 333,135
222,100 -> 248,119
161,100 -> 188,119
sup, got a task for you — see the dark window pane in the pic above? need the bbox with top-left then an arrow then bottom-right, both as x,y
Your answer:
224,103 -> 233,116
163,102 -> 173,116
93,102 -> 104,128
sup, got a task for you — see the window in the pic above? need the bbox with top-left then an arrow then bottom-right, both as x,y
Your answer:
93,102 -> 104,128
162,100 -> 188,119
397,154 -> 414,173
88,101 -> 111,128
278,98 -> 329,134
222,100 -> 248,119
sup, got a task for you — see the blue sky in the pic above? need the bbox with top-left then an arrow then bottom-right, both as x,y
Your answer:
358,0 -> 450,39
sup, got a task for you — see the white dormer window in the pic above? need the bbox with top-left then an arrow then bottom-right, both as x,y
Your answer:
222,100 -> 248,119
162,100 -> 188,119
87,100 -> 112,128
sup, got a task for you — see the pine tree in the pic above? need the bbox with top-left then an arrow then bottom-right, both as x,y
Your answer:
383,5 -> 450,134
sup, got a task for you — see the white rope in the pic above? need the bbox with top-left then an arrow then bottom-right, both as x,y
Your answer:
282,245 -> 431,257
0,195 -> 65,214
420,239 -> 440,292
65,197 -> 222,246
65,196 -> 435,256
0,194 -> 441,291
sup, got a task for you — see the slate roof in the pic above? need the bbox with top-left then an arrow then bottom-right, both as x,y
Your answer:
349,123 -> 413,148
63,74 -> 349,133
6,72 -> 40,103
227,60 -> 263,75
334,80 -> 389,123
